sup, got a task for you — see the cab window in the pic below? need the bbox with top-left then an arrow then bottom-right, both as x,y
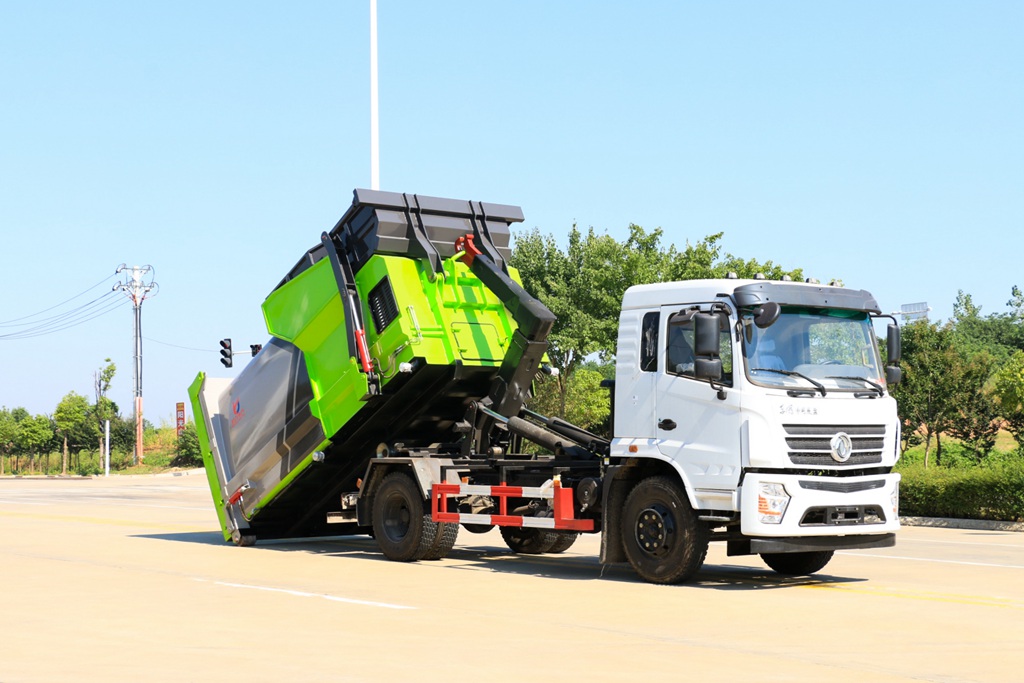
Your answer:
640,312 -> 659,372
667,315 -> 732,384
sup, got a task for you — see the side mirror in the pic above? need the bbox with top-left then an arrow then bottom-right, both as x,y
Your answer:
754,301 -> 781,329
886,324 -> 901,363
886,365 -> 902,386
694,312 -> 721,358
695,357 -> 722,381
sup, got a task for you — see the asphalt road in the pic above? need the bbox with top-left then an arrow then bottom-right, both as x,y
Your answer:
1,473 -> 1022,683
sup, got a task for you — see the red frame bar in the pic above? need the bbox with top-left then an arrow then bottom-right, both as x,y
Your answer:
430,481 -> 594,532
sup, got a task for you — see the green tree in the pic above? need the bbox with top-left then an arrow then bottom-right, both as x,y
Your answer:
511,225 -> 625,416
945,351 -> 1001,461
53,392 -> 91,475
15,414 -> 53,475
173,423 -> 203,467
528,367 -> 611,435
109,414 -> 138,460
0,408 -> 17,475
93,358 -> 117,460
951,289 -> 1024,364
993,350 -> 1024,452
892,321 -> 961,466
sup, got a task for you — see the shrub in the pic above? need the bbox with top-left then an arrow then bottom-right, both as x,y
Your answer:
173,423 -> 203,468
897,460 -> 1024,521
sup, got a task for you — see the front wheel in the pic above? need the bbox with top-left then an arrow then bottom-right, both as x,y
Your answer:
621,476 -> 708,584
760,551 -> 834,576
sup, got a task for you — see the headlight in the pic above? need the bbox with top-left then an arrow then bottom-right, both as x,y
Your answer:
891,483 -> 900,518
758,482 -> 790,524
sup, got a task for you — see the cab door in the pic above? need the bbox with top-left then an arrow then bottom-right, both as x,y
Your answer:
654,303 -> 743,493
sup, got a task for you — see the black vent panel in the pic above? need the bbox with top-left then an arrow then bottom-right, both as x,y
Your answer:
368,277 -> 400,335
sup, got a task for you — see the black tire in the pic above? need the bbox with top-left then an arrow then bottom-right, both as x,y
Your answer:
461,523 -> 495,534
547,532 -> 580,554
372,472 -> 438,562
760,551 -> 834,576
500,526 -> 559,554
422,521 -> 460,560
232,532 -> 256,547
621,476 -> 709,584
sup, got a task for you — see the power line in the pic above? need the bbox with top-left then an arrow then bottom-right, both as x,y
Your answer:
0,291 -> 129,340
143,336 -> 217,353
0,272 -> 119,327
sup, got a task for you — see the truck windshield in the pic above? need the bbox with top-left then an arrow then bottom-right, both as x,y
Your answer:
742,307 -> 884,392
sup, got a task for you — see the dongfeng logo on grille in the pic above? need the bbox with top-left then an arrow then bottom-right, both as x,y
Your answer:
829,432 -> 853,463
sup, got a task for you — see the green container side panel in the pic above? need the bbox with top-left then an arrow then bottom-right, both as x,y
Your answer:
312,358 -> 370,439
261,257 -> 364,437
258,252 -> 521,446
355,253 -> 518,377
263,258 -> 346,353
355,254 -> 452,380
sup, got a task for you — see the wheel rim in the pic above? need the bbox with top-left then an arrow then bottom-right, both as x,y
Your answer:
634,504 -> 676,557
381,493 -> 411,542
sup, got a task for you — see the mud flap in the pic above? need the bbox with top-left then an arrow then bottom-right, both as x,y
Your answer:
600,466 -> 636,564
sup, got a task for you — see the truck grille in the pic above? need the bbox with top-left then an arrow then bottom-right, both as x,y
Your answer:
799,479 -> 886,493
784,424 -> 885,467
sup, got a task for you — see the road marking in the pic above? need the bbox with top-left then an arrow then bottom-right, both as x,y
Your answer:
804,581 -> 1024,610
207,580 -> 416,610
900,537 -> 1024,550
839,550 -> 1024,570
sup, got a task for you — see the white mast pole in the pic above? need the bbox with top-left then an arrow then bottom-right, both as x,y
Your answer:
370,0 -> 380,190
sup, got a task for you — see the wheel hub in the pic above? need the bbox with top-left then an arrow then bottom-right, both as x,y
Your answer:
382,495 -> 411,541
635,504 -> 675,557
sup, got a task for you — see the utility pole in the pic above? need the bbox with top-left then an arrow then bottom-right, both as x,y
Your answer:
114,265 -> 157,465
370,0 -> 379,190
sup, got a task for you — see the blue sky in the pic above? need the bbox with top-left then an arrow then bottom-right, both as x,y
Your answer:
1,1 -> 1021,422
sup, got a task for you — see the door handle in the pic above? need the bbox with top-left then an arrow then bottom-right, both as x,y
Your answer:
658,419 -> 677,431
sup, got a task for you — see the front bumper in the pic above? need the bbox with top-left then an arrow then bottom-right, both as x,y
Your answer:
740,471 -> 901,537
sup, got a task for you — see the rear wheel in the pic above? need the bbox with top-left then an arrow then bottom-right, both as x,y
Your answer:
760,551 -> 834,576
372,472 -> 438,562
547,532 -> 579,554
621,476 -> 708,584
422,521 -> 459,560
500,527 -> 559,554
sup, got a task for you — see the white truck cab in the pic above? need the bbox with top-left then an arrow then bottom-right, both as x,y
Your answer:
604,278 -> 901,579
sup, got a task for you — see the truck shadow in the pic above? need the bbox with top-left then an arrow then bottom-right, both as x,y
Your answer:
137,531 -> 867,590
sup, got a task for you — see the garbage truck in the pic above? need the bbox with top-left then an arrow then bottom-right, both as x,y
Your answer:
188,189 -> 903,584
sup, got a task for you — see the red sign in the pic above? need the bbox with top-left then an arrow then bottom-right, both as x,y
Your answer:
176,402 -> 186,436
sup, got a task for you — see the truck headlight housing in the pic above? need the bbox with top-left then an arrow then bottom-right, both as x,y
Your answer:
758,482 -> 789,524
891,483 -> 900,518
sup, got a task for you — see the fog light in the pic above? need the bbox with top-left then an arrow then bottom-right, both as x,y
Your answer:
758,482 -> 790,524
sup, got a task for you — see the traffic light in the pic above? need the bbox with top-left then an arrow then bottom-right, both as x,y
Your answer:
219,338 -> 233,368
250,344 -> 263,357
